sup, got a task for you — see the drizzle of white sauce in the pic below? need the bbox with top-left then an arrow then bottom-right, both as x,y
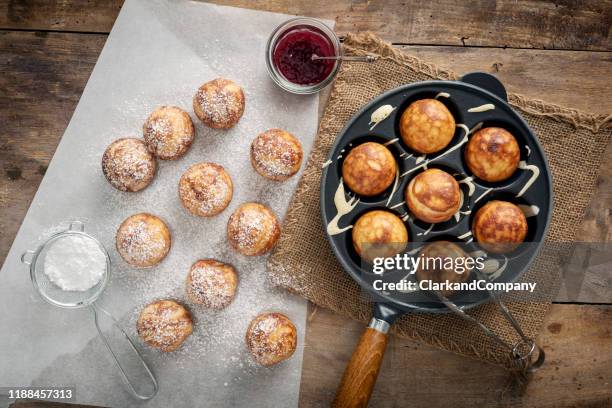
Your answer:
457,231 -> 472,240
401,213 -> 410,222
389,201 -> 405,209
518,204 -> 540,217
385,169 -> 400,206
322,159 -> 332,169
407,246 -> 422,255
525,145 -> 531,157
337,155 -> 343,160
403,153 -> 414,160
458,176 -> 476,197
454,191 -> 464,222
400,124 -> 472,178
415,155 -> 426,164
467,103 -> 495,113
483,256 -> 508,281
369,104 -> 396,130
516,161 -> 540,197
474,187 -> 493,204
417,224 -> 434,236
326,178 -> 360,236
383,138 -> 399,146
435,92 -> 450,99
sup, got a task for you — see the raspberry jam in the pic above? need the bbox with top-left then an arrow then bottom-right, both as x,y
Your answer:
272,26 -> 335,86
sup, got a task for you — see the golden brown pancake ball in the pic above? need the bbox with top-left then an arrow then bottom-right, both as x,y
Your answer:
227,203 -> 280,256
465,127 -> 520,182
193,78 -> 245,129
185,259 -> 238,309
399,99 -> 456,154
102,138 -> 156,192
406,168 -> 461,223
472,200 -> 527,254
245,312 -> 297,366
352,210 -> 408,263
251,129 -> 303,181
116,213 -> 171,268
137,300 -> 193,352
342,142 -> 397,196
179,162 -> 233,217
415,241 -> 472,297
143,106 -> 195,160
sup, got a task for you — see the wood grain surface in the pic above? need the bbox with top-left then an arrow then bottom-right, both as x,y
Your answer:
301,304 -> 612,408
0,0 -> 610,50
1,1 -> 611,408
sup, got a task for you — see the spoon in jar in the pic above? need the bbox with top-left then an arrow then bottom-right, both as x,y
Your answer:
311,54 -> 378,63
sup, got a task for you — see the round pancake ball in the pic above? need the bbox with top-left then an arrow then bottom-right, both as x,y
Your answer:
405,168 -> 461,223
465,127 -> 520,182
352,210 -> 408,263
399,99 -> 455,154
472,200 -> 527,254
342,142 -> 397,196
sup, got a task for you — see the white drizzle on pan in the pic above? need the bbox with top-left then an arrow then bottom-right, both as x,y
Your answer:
399,123 -> 481,178
525,145 -> 531,157
400,213 -> 411,222
389,201 -> 405,209
369,104 -> 396,130
326,178 -> 359,236
383,138 -> 399,146
385,169 -> 400,206
467,103 -> 495,113
321,159 -> 333,169
516,161 -> 540,197
435,92 -> 450,99
482,256 -> 508,281
417,224 -> 434,236
518,204 -> 540,217
454,191 -> 464,222
457,231 -> 472,240
457,175 -> 476,197
474,187 -> 493,204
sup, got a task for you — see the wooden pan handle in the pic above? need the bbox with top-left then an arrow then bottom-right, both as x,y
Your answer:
333,319 -> 390,408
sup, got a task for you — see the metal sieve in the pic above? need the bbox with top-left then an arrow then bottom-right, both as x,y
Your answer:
21,221 -> 158,401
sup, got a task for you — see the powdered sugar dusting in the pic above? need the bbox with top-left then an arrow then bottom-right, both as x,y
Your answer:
187,261 -> 237,309
101,138 -> 156,192
117,215 -> 169,267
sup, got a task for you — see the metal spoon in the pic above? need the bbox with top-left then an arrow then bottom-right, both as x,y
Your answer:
311,54 -> 378,63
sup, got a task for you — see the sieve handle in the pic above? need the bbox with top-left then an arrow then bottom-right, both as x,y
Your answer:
91,304 -> 158,400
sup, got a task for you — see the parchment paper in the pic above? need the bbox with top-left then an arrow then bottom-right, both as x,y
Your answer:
0,1 -> 331,406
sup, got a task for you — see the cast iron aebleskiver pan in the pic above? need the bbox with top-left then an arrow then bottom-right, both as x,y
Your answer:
320,72 -> 553,407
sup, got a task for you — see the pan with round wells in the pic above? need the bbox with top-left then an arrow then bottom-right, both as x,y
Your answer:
320,72 -> 553,407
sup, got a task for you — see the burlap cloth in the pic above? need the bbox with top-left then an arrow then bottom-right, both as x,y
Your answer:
267,32 -> 612,367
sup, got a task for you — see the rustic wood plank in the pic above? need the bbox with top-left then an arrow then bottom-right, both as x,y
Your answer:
0,0 -> 122,33
300,303 -> 612,408
1,0 -> 610,51
399,45 -> 612,115
0,31 -> 106,260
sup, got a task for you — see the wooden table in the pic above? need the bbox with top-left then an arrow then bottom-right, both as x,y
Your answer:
1,1 -> 610,407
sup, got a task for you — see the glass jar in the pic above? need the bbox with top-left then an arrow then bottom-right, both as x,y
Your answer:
266,17 -> 341,94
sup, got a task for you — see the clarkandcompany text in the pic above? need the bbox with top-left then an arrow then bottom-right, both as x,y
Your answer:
372,279 -> 538,293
